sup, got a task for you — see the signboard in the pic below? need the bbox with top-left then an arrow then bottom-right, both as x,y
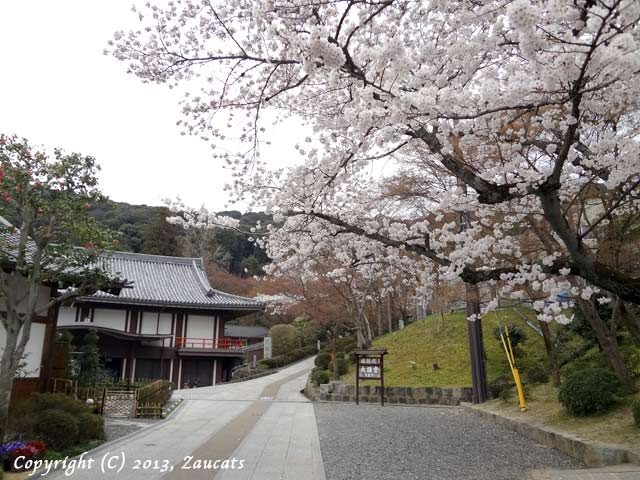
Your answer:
353,349 -> 388,406
358,357 -> 382,379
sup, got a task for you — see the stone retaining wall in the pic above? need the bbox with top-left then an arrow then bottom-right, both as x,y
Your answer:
307,381 -> 472,406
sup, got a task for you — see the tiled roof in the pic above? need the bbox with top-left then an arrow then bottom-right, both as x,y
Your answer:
81,251 -> 265,311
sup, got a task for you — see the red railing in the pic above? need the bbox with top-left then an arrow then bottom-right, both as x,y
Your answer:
176,337 -> 247,350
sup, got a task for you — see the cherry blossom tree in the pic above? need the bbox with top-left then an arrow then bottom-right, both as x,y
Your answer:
111,1 -> 640,393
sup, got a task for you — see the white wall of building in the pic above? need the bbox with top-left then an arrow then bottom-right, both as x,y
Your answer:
92,308 -> 126,331
186,315 -> 215,339
0,321 -> 46,378
57,306 -> 77,326
140,312 -> 157,335
158,313 -> 172,334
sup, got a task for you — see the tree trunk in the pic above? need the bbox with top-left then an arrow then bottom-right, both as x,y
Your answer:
620,302 -> 640,342
387,294 -> 393,333
0,317 -> 22,440
466,282 -> 489,403
538,320 -> 561,387
575,297 -> 636,392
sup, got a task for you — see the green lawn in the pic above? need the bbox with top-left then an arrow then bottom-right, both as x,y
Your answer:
342,308 -> 548,387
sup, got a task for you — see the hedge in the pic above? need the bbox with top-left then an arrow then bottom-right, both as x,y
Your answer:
259,345 -> 317,369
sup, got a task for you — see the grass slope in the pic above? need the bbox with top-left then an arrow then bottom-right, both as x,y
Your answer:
343,308 -> 547,387
479,383 -> 640,455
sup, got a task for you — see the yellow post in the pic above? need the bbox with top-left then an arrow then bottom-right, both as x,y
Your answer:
500,326 -> 527,413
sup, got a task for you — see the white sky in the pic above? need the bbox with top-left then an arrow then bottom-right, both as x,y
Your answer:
0,1 -> 302,211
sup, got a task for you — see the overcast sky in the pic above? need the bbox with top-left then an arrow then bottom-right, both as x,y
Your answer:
0,1 -> 300,212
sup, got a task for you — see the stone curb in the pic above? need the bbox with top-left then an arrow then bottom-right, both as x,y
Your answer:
463,403 -> 640,467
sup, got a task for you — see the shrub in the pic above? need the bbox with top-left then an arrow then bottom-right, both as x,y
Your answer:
28,393 -> 92,416
632,399 -> 640,429
34,410 -> 79,450
259,345 -> 317,369
494,325 -> 526,358
9,394 -> 91,438
314,352 -> 331,369
329,358 -> 349,376
268,324 -> 299,356
499,388 -> 514,402
558,368 -> 621,416
335,352 -> 346,359
524,364 -> 550,384
76,413 -> 105,443
488,375 -> 513,399
311,368 -> 330,385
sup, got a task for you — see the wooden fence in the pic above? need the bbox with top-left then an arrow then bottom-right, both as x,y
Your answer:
50,377 -> 173,418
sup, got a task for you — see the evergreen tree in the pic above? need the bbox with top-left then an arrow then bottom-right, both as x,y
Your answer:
77,329 -> 103,384
141,209 -> 181,256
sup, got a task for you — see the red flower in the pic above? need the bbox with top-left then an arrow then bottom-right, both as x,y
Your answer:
26,441 -> 46,453
85,242 -> 94,249
2,192 -> 12,201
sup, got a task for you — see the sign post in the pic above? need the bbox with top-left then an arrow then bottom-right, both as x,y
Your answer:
352,349 -> 388,406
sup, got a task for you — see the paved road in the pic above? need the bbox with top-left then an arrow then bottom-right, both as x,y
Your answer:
45,357 -> 324,480
41,359 -> 635,480
314,402 -> 584,480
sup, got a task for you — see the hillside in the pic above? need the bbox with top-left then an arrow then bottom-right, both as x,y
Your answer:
343,309 -> 548,387
87,199 -> 271,276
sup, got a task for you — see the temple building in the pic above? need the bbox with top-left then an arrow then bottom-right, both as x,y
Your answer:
56,251 -> 265,388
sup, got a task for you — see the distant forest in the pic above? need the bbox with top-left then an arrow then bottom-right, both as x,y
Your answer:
88,200 -> 271,277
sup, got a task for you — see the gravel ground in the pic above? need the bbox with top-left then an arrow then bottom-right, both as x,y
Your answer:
104,417 -> 158,442
314,403 -> 583,480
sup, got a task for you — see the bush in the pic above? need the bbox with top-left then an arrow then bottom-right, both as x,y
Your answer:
499,388 -> 514,402
34,410 -> 79,450
524,364 -> 549,384
494,325 -> 526,358
488,375 -> 513,399
558,368 -> 621,416
329,358 -> 349,376
335,352 -> 346,359
311,368 -> 330,385
632,399 -> 640,429
259,345 -> 317,369
27,393 -> 92,416
76,413 -> 105,443
269,324 -> 299,356
9,393 -> 91,438
314,352 -> 331,369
